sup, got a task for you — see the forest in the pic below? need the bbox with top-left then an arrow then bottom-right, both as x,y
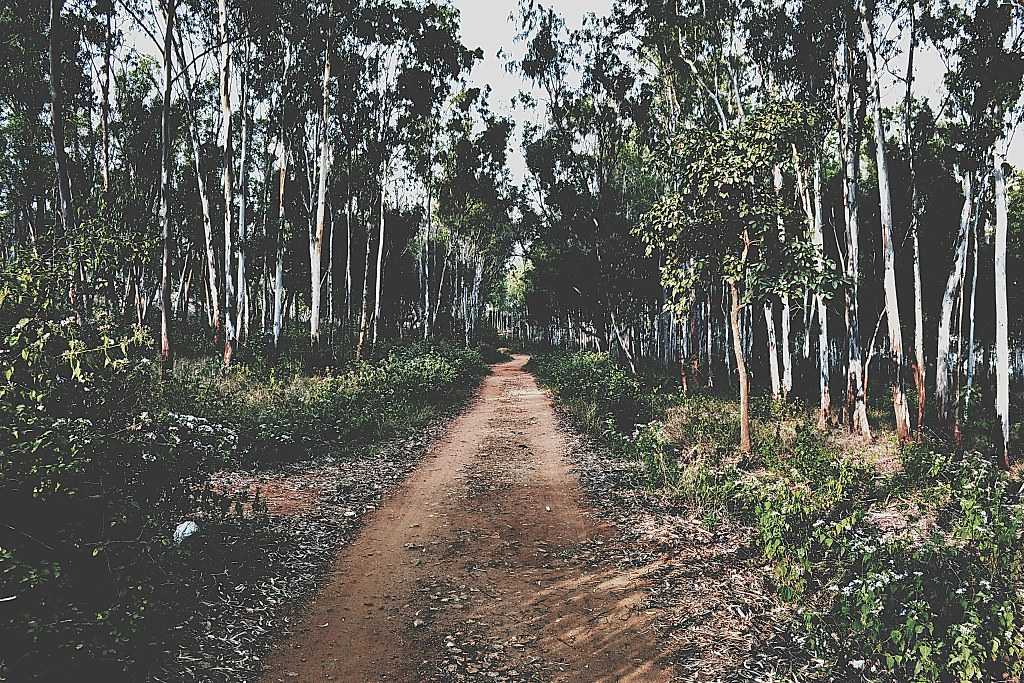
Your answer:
1,0 -> 1024,681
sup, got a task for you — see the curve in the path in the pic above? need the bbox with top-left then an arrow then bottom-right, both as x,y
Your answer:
262,355 -> 673,682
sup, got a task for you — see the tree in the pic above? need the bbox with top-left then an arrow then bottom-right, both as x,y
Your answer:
862,1 -> 912,441
640,103 -> 832,452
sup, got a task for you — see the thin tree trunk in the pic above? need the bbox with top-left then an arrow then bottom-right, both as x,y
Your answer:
904,0 -> 926,434
841,43 -> 871,437
372,176 -> 386,346
48,0 -> 83,320
864,10 -> 911,441
345,152 -> 353,327
100,4 -> 111,195
356,205 -> 373,360
730,279 -> 751,453
157,0 -> 176,377
309,35 -> 332,354
936,171 -> 973,435
963,220 -> 981,418
173,36 -> 222,346
220,0 -> 236,366
994,154 -> 1010,467
236,39 -> 251,346
273,38 -> 291,353
814,155 -> 831,427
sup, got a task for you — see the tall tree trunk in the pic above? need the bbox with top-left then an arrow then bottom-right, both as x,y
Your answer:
100,3 -> 111,195
813,155 -> 831,427
903,0 -> 926,434
48,0 -> 82,320
730,280 -> 751,453
372,176 -> 386,346
764,302 -> 782,399
174,36 -> 222,346
220,0 -> 236,366
994,154 -> 1011,467
963,220 -> 981,419
772,164 -> 793,398
345,152 -> 353,327
864,10 -> 911,441
309,36 -> 332,354
841,45 -> 870,437
157,0 -> 176,377
423,144 -> 433,340
936,171 -> 973,435
273,38 -> 291,353
236,39 -> 251,345
356,207 -> 373,360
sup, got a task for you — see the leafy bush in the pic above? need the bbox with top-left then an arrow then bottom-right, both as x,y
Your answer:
0,260 -> 489,680
529,351 -> 662,433
168,341 -> 487,466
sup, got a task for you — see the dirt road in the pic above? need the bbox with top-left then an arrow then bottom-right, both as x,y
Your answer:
262,355 -> 673,682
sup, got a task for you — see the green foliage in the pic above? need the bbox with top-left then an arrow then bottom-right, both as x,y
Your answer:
535,350 -> 1024,682
0,262 -> 260,680
166,341 -> 487,466
0,258 -> 488,679
528,351 -> 662,435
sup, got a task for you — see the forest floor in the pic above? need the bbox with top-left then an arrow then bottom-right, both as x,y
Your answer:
259,356 -> 680,682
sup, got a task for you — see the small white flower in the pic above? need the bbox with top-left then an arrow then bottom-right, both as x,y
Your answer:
849,659 -> 866,670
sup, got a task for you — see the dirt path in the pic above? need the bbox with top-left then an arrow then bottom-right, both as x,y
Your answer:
262,356 -> 673,682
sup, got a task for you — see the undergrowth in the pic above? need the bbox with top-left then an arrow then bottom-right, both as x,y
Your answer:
532,350 -> 1024,682
0,260 -> 488,681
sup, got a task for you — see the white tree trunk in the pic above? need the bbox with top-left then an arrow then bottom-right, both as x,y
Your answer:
813,155 -> 831,427
841,48 -> 870,437
157,0 -> 176,375
994,154 -> 1010,466
372,178 -> 386,346
219,0 -> 236,365
235,39 -> 251,344
864,12 -> 911,440
936,171 -> 973,434
309,39 -> 332,352
273,144 -> 287,350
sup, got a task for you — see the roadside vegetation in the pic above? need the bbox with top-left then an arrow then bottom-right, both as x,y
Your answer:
532,350 -> 1024,682
0,262 -> 487,681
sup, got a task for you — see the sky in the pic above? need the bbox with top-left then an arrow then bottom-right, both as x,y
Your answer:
450,0 -> 616,180
451,0 -> 1023,174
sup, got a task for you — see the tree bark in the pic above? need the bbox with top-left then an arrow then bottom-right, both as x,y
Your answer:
173,36 -> 222,346
356,203 -> 373,360
310,35 -> 332,353
220,0 -> 236,366
730,280 -> 751,453
371,176 -> 386,347
236,39 -> 251,345
841,43 -> 871,437
100,3 -> 112,195
864,10 -> 911,441
936,171 -> 973,435
994,154 -> 1010,467
48,0 -> 82,320
157,0 -> 177,377
813,155 -> 831,428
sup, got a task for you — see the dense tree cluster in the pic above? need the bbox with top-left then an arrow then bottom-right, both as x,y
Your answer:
513,0 -> 1024,462
0,0 -> 519,371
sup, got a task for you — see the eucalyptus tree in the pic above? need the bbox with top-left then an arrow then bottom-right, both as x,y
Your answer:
434,88 -> 517,345
516,6 -> 662,371
924,0 -> 1024,440
861,0 -> 912,441
158,0 -> 178,375
640,103 -> 834,452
